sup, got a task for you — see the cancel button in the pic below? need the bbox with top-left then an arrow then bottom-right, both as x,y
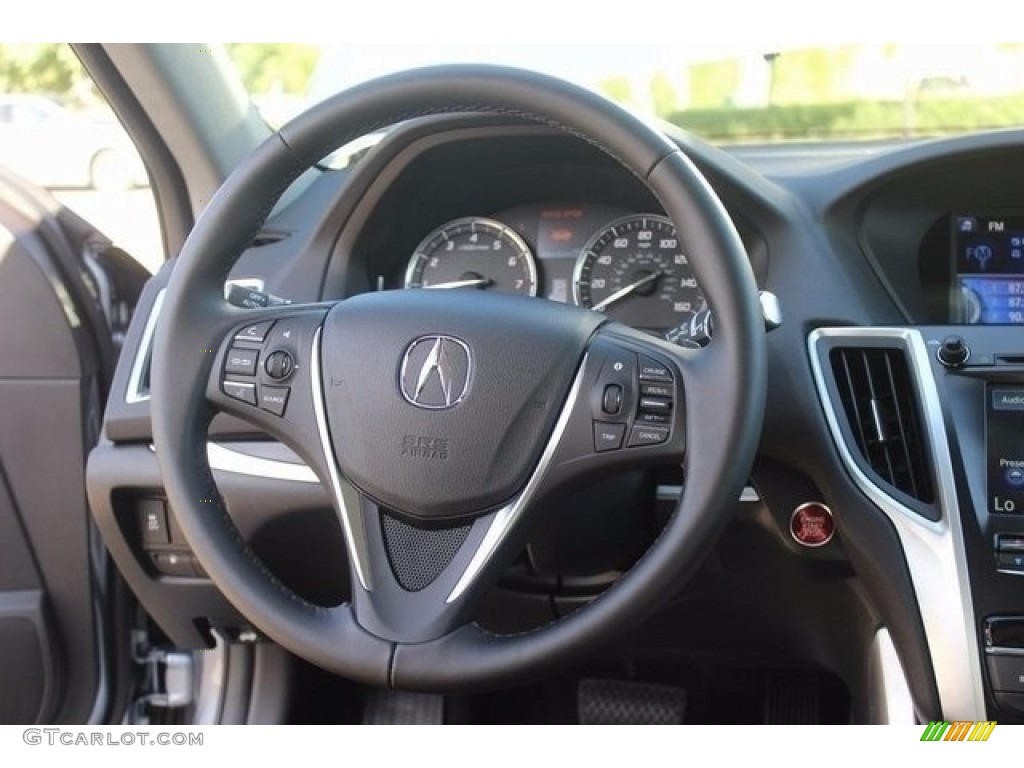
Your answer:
627,425 -> 669,448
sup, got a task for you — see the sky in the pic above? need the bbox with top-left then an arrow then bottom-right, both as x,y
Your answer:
3,0 -> 1013,44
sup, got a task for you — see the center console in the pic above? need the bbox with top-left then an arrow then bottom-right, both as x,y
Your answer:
810,318 -> 1024,721
931,326 -> 1024,719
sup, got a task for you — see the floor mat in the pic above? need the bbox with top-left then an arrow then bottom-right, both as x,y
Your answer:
577,678 -> 687,724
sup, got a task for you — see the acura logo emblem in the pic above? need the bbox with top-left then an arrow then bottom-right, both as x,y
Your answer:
399,335 -> 472,409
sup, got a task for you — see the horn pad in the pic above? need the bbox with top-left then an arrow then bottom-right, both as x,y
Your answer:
320,290 -> 603,522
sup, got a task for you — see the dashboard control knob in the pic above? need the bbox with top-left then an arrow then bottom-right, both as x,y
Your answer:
264,350 -> 295,380
937,335 -> 970,368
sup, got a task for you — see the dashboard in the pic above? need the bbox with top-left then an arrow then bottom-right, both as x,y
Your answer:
88,112 -> 1024,723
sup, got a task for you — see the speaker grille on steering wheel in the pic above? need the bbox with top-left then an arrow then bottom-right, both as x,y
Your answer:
380,513 -> 472,591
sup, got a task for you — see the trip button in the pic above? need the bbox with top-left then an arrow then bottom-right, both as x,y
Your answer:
593,421 -> 626,452
224,347 -> 259,376
259,386 -> 290,416
222,380 -> 257,405
234,320 -> 275,343
627,425 -> 670,448
638,355 -> 673,383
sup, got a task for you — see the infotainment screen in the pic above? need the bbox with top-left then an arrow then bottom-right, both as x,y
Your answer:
952,214 -> 1024,324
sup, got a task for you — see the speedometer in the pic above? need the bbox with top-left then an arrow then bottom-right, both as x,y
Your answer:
405,217 -> 537,296
573,214 -> 704,329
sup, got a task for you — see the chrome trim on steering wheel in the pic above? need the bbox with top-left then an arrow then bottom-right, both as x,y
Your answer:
447,355 -> 588,604
125,288 -> 164,404
310,326 -> 372,591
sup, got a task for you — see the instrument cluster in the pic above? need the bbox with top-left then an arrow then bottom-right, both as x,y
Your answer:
402,202 -> 706,332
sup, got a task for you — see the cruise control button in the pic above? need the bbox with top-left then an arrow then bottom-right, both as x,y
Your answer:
222,380 -> 257,405
225,347 -> 259,376
593,421 -> 626,452
627,425 -> 670,448
234,320 -> 275,343
639,396 -> 673,413
259,386 -> 290,416
638,355 -> 672,382
640,382 -> 673,398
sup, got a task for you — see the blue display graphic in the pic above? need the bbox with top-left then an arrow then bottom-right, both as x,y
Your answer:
958,276 -> 1024,324
953,215 -> 1024,324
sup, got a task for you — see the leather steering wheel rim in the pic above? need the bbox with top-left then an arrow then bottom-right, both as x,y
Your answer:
150,64 -> 766,691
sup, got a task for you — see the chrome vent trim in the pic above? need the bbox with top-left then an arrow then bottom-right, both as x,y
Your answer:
809,327 -> 985,719
867,627 -> 916,724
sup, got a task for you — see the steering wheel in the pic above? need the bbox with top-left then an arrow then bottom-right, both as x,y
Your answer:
150,65 -> 766,691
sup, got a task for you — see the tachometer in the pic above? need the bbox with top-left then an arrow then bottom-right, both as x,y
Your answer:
405,217 -> 537,296
573,214 -> 704,329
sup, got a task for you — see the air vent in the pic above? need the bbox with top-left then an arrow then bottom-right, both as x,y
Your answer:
829,346 -> 934,504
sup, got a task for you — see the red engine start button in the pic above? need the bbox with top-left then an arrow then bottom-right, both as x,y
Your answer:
790,502 -> 835,547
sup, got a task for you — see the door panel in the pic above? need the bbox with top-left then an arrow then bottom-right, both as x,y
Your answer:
0,169 -> 126,723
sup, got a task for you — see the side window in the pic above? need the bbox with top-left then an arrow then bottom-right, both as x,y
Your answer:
0,44 -> 161,273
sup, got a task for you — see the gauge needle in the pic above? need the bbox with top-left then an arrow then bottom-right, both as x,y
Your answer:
422,278 -> 494,290
591,272 -> 661,311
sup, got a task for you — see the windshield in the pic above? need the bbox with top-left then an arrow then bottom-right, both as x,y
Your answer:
228,43 -> 1024,144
